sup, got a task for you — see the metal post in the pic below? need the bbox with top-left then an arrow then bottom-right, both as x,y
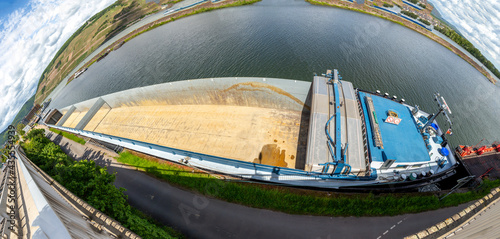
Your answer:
421,106 -> 444,133
439,176 -> 476,201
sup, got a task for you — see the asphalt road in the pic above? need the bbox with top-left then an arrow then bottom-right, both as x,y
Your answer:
45,130 -> 470,239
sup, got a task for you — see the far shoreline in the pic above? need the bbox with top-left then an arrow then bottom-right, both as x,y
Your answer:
41,0 -> 262,104
43,0 -> 495,104
66,0 -> 262,86
306,0 -> 497,84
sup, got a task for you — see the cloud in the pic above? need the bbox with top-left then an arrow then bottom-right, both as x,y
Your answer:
0,0 -> 115,132
429,0 -> 500,70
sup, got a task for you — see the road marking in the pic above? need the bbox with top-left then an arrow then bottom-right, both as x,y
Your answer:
377,218 -> 406,238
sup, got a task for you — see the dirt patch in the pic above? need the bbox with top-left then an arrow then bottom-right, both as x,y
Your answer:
223,81 -> 310,110
253,144 -> 288,167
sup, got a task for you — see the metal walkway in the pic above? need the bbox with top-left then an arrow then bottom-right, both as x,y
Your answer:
305,72 -> 366,173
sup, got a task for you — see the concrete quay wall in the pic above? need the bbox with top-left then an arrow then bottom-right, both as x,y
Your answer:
60,77 -> 313,113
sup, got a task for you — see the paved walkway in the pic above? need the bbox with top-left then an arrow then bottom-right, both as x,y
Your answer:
441,196 -> 500,238
43,128 -> 472,239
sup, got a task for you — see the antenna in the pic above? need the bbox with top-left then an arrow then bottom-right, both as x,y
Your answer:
434,93 -> 453,126
421,93 -> 453,132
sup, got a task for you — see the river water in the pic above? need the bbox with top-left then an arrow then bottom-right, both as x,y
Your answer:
51,0 -> 500,147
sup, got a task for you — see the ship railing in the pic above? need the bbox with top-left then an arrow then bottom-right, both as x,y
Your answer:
232,172 -> 376,181
48,125 -> 377,182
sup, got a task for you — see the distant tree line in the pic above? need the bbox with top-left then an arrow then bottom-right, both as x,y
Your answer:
418,18 -> 431,26
434,26 -> 500,79
22,129 -> 180,238
401,10 -> 419,19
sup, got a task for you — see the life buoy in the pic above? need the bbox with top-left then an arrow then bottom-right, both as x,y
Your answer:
387,110 -> 398,118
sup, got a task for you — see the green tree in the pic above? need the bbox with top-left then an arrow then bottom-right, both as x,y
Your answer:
16,123 -> 26,136
21,128 -> 180,238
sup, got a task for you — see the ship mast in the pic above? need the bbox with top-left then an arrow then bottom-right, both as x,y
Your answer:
421,93 -> 453,133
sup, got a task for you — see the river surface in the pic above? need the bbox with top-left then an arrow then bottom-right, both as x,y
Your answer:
51,0 -> 500,147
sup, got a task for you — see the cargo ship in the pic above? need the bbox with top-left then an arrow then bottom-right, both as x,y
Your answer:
74,68 -> 88,79
48,69 -> 460,190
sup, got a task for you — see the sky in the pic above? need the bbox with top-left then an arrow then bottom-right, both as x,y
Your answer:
0,0 -> 499,134
428,0 -> 500,70
0,0 -> 115,133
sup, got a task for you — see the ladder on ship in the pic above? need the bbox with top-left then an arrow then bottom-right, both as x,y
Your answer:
365,96 -> 384,149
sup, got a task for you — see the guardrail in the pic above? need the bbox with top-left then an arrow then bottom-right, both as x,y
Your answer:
0,162 -> 15,237
16,147 -> 141,239
49,125 -> 310,176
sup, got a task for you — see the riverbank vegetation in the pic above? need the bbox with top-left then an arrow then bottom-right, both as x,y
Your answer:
22,129 -> 182,238
48,127 -> 86,145
35,0 -> 176,104
123,0 -> 261,43
401,10 -> 418,19
382,3 -> 393,8
419,18 -> 430,26
306,0 -> 499,83
116,150 -> 500,217
434,25 -> 500,79
35,0 -> 262,104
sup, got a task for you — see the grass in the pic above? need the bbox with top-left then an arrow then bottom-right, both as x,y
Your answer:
35,0 -> 169,104
306,0 -> 497,83
116,151 -> 500,217
39,0 -> 262,103
49,127 -> 86,145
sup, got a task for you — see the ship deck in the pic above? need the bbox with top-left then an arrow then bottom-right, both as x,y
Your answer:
358,91 -> 431,164
305,74 -> 367,174
50,75 -> 459,188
